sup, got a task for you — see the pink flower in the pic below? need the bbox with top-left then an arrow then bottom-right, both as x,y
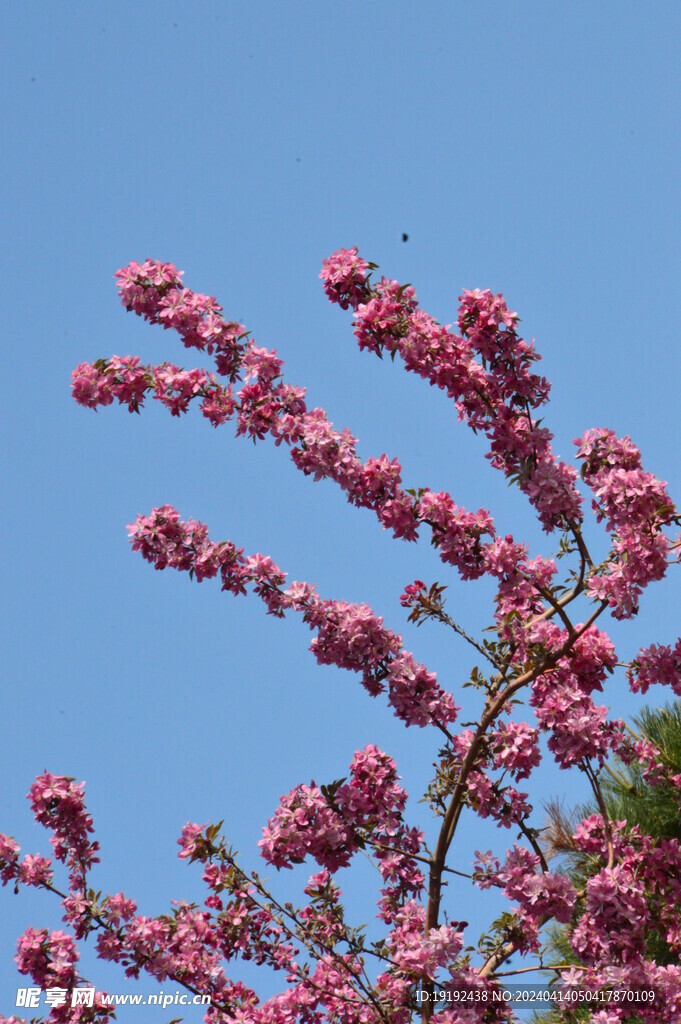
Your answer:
319,247 -> 370,309
27,773 -> 99,890
259,783 -> 353,872
0,834 -> 20,886
628,638 -> 681,696
490,722 -> 541,780
16,927 -> 78,989
71,362 -> 113,409
17,853 -> 53,887
575,428 -> 675,618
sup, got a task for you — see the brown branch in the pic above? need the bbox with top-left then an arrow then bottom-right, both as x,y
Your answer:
492,962 -> 590,978
533,583 -> 576,637
516,819 -> 550,875
582,760 -> 615,871
424,603 -> 506,673
566,518 -> 595,572
422,600 -> 608,1009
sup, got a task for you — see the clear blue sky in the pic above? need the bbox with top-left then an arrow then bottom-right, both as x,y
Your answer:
2,2 -> 681,1019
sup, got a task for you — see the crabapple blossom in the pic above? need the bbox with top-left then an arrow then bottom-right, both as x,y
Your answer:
489,722 -> 541,781
27,773 -> 99,892
575,428 -> 676,618
628,638 -> 681,697
496,846 -> 577,926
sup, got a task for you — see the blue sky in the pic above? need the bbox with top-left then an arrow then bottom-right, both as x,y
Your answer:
2,1 -> 681,1019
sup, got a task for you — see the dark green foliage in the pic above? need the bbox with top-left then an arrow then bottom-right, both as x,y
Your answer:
531,703 -> 681,1023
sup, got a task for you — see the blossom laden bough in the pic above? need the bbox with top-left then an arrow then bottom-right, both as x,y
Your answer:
127,505 -> 460,732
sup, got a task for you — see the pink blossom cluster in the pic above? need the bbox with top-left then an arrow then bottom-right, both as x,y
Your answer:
14,926 -> 90,1023
343,750 -> 424,919
259,745 -> 425,917
177,828 -> 300,974
259,783 -> 354,873
483,537 -> 559,660
236,345 -> 307,441
321,251 -> 582,532
489,722 -> 541,781
531,673 -> 623,769
573,863 -> 648,964
571,814 -> 621,858
296,869 -> 346,952
399,579 -> 427,608
96,902 -> 252,1009
267,965 -> 370,1024
114,258 -> 247,379
522,625 -> 621,768
319,247 -> 371,310
71,357 -> 236,425
387,902 -> 463,981
560,963 -> 681,1024
15,927 -> 78,991
575,428 -> 676,617
27,773 -> 100,892
465,771 -> 532,829
563,625 -> 618,693
17,853 -> 53,888
495,845 -> 577,945
0,834 -> 21,886
628,638 -> 681,697
12,922 -> 116,1024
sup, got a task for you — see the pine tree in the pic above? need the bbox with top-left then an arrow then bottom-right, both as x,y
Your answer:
532,702 -> 681,1022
